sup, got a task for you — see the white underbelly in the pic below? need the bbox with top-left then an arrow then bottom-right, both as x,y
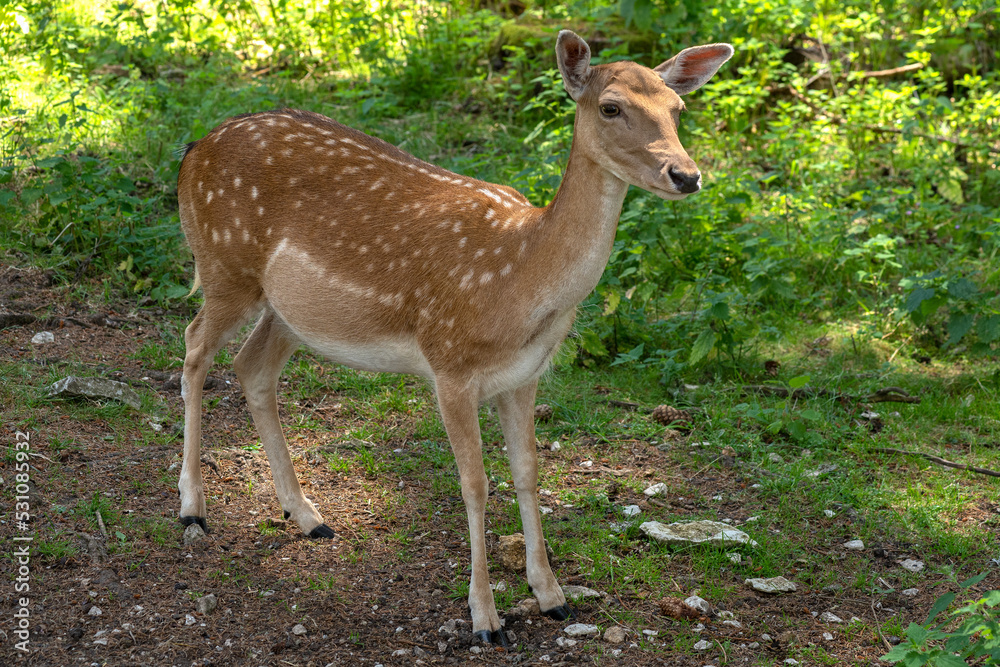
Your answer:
270,305 -> 433,377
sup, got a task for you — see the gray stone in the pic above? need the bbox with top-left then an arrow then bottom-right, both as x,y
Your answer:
556,637 -> 577,648
722,619 -> 743,629
822,632 -> 834,641
745,576 -> 797,594
604,626 -> 627,644
196,594 -> 218,614
564,623 -> 599,637
88,606 -> 103,616
693,639 -> 712,650
498,533 -> 526,571
784,660 -> 799,666
900,559 -> 925,573
291,623 -> 307,635
767,452 -> 784,464
819,611 -> 843,623
622,504 -> 641,517
47,375 -> 143,409
843,539 -> 865,551
32,331 -> 55,344
684,595 -> 712,616
183,523 -> 207,546
727,552 -> 742,564
823,509 -> 836,518
640,520 -> 758,547
902,588 -> 919,597
562,585 -> 601,602
805,464 -> 839,478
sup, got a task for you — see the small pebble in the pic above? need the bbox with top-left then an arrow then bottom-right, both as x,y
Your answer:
292,624 -> 307,636
843,539 -> 865,551
902,588 -> 919,597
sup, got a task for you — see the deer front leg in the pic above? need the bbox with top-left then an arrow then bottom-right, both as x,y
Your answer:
496,382 -> 571,621
436,379 -> 508,647
233,310 -> 333,538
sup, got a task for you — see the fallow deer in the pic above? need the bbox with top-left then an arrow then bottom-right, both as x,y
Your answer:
176,30 -> 732,644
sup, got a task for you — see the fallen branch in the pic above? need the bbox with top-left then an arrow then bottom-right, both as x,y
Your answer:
739,384 -> 920,404
874,447 -> 1000,478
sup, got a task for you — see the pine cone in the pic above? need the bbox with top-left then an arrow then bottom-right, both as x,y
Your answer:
534,404 -> 553,421
658,597 -> 703,621
650,404 -> 690,427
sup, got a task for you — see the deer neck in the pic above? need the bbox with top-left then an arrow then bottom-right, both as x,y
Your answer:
530,145 -> 629,307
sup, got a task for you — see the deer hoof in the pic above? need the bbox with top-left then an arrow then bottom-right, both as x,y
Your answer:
474,629 -> 511,648
179,516 -> 210,534
308,523 -> 336,539
541,604 -> 573,621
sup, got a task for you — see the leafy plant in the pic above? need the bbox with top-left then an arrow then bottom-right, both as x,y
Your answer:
882,572 -> 1000,666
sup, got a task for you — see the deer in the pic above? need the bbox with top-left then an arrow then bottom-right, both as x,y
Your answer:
175,30 -> 732,645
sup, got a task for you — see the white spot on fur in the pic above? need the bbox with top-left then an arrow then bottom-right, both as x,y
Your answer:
258,206 -> 265,216
459,237 -> 467,248
211,229 -> 219,243
251,186 -> 258,200
206,191 -> 214,204
501,264 -> 512,276
234,176 -> 242,188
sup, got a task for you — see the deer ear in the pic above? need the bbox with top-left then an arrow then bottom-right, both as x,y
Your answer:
556,30 -> 592,101
654,43 -> 734,95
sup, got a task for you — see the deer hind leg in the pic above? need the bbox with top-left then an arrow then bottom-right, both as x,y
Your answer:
233,308 -> 333,538
496,382 -> 571,621
435,378 -> 508,647
179,295 -> 258,532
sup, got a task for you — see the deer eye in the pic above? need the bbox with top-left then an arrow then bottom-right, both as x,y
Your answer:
599,103 -> 620,117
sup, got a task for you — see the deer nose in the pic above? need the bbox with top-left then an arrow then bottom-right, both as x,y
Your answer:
668,166 -> 701,194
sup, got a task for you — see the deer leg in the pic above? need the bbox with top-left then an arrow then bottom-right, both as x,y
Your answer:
179,300 -> 253,531
436,380 -> 508,647
496,382 -> 571,621
233,309 -> 333,538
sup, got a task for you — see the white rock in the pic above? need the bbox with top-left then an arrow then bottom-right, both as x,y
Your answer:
641,520 -> 758,547
767,452 -> 784,464
622,505 -> 641,517
727,552 -> 742,564
822,632 -> 834,641
684,595 -> 712,615
88,606 -> 103,616
902,588 -> 919,597
32,331 -> 55,344
555,637 -> 577,647
784,660 -> 800,666
184,614 -> 197,626
693,639 -> 712,650
611,649 -> 622,657
823,509 -> 835,518
747,642 -> 760,649
843,540 -> 865,551
819,612 -> 844,623
550,441 -> 561,452
900,559 -> 925,573
722,619 -> 743,629
392,649 -> 409,657
469,646 -> 482,655
644,482 -> 668,497
564,623 -> 600,637
47,375 -> 143,409
745,576 -> 797,594
562,585 -> 602,601
292,623 -> 307,635
717,611 -> 734,620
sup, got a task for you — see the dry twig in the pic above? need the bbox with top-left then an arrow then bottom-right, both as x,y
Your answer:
874,447 -> 1000,478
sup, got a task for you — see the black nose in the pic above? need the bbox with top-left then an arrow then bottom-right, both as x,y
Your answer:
668,166 -> 701,194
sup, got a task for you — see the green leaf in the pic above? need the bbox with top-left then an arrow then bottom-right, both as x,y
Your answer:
938,178 -> 964,204
611,343 -> 644,367
603,290 -> 621,316
925,592 -> 956,624
935,653 -> 971,667
905,622 -> 931,644
946,312 -> 975,346
976,315 -> 1000,343
904,287 -> 936,313
959,571 -> 990,588
947,278 -> 979,301
579,330 -> 608,358
788,375 -> 811,389
799,409 -> 821,421
880,644 -> 916,662
786,420 -> 807,440
688,329 -> 716,365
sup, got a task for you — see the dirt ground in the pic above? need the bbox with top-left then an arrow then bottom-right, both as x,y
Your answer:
0,264 -> 989,666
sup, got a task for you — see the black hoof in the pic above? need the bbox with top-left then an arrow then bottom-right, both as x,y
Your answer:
283,510 -> 291,520
541,604 -> 574,621
308,523 -> 336,539
474,629 -> 511,648
179,516 -> 210,534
